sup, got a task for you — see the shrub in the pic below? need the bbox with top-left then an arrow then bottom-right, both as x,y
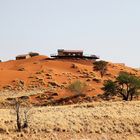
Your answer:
68,80 -> 86,94
101,80 -> 118,100
93,60 -> 108,77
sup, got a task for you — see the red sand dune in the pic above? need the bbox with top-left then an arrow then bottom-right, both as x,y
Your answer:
0,55 -> 139,100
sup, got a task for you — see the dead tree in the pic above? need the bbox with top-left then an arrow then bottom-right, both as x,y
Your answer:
11,98 -> 31,131
14,99 -> 22,131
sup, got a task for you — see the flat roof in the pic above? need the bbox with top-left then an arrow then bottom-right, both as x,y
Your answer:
16,54 -> 29,57
62,50 -> 83,53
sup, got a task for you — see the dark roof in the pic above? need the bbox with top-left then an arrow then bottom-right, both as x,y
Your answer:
29,52 -> 39,55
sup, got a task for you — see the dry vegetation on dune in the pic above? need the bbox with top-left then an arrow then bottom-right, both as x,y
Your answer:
0,55 -> 139,94
0,101 -> 140,140
0,56 -> 140,106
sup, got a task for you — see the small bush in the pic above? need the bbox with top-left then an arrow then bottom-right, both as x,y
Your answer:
68,80 -> 86,94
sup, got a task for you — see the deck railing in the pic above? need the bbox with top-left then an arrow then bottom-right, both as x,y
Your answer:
50,53 -> 100,59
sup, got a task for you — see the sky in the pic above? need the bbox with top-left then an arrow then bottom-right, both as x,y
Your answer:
0,0 -> 140,68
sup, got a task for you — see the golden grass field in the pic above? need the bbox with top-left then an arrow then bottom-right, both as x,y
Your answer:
0,101 -> 140,140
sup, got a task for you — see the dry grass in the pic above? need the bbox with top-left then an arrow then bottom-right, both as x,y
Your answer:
0,101 -> 140,140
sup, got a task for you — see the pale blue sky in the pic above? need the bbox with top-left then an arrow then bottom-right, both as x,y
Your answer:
0,0 -> 140,67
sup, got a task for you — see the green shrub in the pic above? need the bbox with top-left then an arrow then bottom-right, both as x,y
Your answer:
68,80 -> 86,94
93,60 -> 108,77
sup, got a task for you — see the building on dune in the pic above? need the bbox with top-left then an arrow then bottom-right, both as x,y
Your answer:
29,52 -> 39,57
51,49 -> 99,60
16,52 -> 40,60
16,54 -> 31,60
58,49 -> 83,57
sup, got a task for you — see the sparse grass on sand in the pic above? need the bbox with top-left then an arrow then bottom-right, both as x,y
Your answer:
0,101 -> 140,140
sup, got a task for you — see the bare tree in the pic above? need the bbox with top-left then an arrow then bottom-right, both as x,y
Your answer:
14,99 -> 21,131
11,98 -> 31,132
22,107 -> 30,129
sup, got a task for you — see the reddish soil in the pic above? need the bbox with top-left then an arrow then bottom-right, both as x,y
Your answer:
0,55 -> 139,105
